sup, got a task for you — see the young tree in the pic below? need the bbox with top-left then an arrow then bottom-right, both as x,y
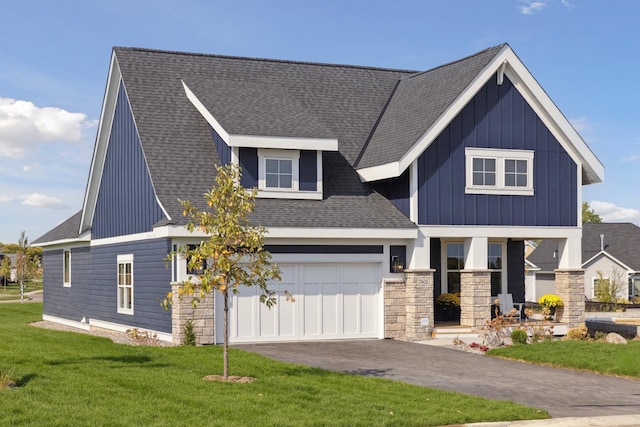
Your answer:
594,267 -> 626,310
16,231 -> 29,303
582,202 -> 602,223
163,164 -> 281,380
0,256 -> 10,290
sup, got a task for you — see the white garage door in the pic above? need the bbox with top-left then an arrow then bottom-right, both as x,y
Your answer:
216,263 -> 380,343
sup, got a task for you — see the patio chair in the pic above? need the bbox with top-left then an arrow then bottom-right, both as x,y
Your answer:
497,293 -> 524,321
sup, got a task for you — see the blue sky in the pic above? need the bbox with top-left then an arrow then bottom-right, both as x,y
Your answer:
0,0 -> 638,243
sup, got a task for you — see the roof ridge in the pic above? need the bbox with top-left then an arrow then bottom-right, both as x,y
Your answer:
113,46 -> 419,74
402,43 -> 508,80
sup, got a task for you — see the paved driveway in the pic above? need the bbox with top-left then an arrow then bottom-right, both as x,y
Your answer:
235,340 -> 640,418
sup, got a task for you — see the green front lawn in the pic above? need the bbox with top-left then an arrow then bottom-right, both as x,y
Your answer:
0,303 -> 547,426
488,340 -> 640,378
0,281 -> 42,299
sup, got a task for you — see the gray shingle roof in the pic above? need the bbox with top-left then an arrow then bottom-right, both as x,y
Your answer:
33,211 -> 82,244
113,48 -> 420,229
527,223 -> 640,272
356,44 -> 505,169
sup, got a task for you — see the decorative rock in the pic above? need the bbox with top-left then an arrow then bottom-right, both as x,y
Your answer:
606,332 -> 628,345
483,330 -> 504,348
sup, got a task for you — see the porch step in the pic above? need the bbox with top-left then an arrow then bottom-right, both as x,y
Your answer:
432,326 -> 481,340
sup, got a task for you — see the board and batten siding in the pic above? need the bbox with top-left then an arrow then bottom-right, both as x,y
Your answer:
42,239 -> 173,333
417,75 -> 577,227
92,81 -> 165,239
372,170 -> 410,218
211,126 -> 231,165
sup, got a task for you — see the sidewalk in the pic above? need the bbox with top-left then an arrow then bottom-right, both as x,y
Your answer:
466,414 -> 640,426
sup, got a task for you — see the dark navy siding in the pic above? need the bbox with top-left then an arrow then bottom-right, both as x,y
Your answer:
239,147 -> 258,188
372,170 -> 410,218
211,126 -> 231,165
507,240 -> 525,302
417,75 -> 577,227
299,150 -> 317,191
92,82 -> 165,239
42,239 -> 173,333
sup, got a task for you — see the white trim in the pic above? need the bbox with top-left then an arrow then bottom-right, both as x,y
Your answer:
63,249 -> 71,287
255,190 -> 323,200
181,80 -> 230,141
316,151 -> 323,195
582,250 -> 634,272
230,135 -> 338,151
258,149 -> 299,191
420,225 -> 582,240
270,253 -> 385,264
264,227 -> 418,240
43,314 -> 91,331
117,254 -> 134,315
33,231 -> 91,248
356,46 -> 604,185
89,318 -> 172,343
409,159 -> 418,223
465,147 -> 534,196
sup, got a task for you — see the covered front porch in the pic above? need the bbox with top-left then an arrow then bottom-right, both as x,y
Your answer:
384,228 -> 586,341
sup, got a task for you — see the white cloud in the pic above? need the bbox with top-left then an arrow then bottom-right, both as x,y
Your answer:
561,0 -> 574,10
621,154 -> 640,162
19,193 -> 65,209
590,201 -> 640,225
0,97 -> 95,159
569,116 -> 591,133
518,1 -> 548,15
0,195 -> 13,203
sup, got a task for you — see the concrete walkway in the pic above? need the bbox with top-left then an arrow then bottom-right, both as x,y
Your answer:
0,289 -> 42,303
235,340 -> 640,420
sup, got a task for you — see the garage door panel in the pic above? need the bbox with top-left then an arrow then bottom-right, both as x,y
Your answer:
224,262 -> 380,343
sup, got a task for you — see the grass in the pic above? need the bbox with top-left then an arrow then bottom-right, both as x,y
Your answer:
0,303 -> 548,426
488,339 -> 640,378
0,281 -> 42,300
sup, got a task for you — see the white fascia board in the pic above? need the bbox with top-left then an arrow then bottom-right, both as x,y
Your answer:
32,232 -> 91,248
161,225 -> 417,240
582,250 -> 634,272
357,45 -> 604,185
420,225 -> 582,240
229,135 -> 338,151
502,50 -> 604,184
80,53 -> 122,234
181,80 -> 230,142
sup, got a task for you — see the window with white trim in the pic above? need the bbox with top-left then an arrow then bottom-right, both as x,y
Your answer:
117,254 -> 134,315
63,249 -> 71,287
488,242 -> 503,296
465,148 -> 534,195
258,149 -> 299,191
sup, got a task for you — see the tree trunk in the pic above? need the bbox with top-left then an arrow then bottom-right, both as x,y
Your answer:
223,288 -> 229,380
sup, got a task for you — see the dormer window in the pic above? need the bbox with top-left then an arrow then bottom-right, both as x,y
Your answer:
259,149 -> 300,191
252,148 -> 322,200
465,148 -> 534,196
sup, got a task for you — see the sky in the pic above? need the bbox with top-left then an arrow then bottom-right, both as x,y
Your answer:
0,0 -> 638,243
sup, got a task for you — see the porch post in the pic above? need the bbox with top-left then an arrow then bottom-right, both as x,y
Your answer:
460,270 -> 491,329
171,282 -> 215,345
554,270 -> 585,328
403,269 -> 435,341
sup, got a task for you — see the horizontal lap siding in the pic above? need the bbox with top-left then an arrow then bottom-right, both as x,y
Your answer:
42,239 -> 173,333
418,75 -> 577,227
92,81 -> 165,239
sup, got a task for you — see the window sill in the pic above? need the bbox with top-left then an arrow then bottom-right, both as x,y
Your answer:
256,190 -> 323,200
63,283 -> 71,288
117,308 -> 134,315
465,187 -> 534,196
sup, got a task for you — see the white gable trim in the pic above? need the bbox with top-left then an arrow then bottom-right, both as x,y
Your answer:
357,45 -> 604,185
582,250 -> 634,273
182,80 -> 338,152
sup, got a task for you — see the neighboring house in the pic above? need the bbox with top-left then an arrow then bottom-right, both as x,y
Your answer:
527,223 -> 640,302
0,253 -> 18,282
33,43 -> 603,344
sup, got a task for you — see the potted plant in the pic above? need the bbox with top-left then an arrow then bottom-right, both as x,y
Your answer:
538,294 -> 564,320
436,292 -> 460,321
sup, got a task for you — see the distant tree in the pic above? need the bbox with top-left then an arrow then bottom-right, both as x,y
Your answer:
0,256 -> 10,290
15,231 -> 39,302
582,202 -> 602,224
163,164 -> 282,380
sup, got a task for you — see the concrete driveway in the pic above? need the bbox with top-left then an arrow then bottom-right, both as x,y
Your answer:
235,339 -> 640,418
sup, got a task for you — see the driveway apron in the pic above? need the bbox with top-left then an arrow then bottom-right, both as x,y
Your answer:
235,340 -> 640,418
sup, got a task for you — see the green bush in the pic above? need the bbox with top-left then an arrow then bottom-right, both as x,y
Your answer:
510,329 -> 528,345
183,319 -> 196,346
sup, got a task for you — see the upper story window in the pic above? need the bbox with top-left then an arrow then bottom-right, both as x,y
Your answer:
265,158 -> 293,189
465,148 -> 534,196
253,148 -> 323,200
63,249 -> 71,287
258,149 -> 299,192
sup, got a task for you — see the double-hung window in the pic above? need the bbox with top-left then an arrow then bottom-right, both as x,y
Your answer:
465,148 -> 534,195
117,254 -> 134,315
63,249 -> 71,287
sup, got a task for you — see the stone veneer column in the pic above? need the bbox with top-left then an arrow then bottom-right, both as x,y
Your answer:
403,269 -> 435,341
384,279 -> 407,339
554,269 -> 585,328
459,270 -> 491,329
171,282 -> 214,345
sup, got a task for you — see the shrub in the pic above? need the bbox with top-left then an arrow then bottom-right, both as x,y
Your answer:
510,329 -> 528,345
183,319 -> 196,346
593,331 -> 608,341
565,324 -> 589,340
594,268 -> 625,305
436,293 -> 460,308
538,294 -> 564,309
